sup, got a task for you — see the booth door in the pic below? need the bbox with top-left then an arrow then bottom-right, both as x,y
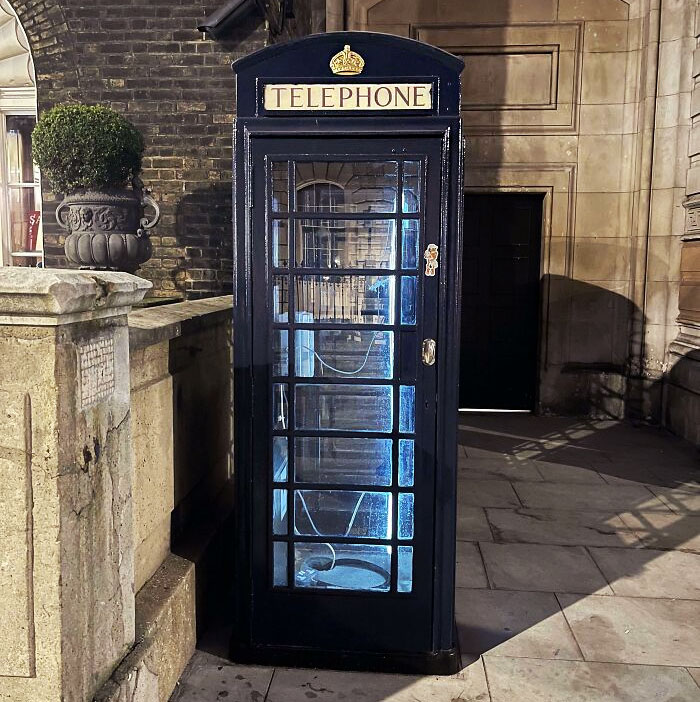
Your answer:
249,136 -> 443,653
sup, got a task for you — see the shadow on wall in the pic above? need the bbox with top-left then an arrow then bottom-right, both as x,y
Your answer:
175,183 -> 234,299
540,275 -> 636,418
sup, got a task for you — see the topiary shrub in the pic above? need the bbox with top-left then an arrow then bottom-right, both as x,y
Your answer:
32,103 -> 145,194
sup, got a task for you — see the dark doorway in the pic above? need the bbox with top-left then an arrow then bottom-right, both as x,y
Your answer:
460,193 -> 543,410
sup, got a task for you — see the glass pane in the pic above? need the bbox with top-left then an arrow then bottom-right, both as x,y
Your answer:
295,384 -> 392,432
399,385 -> 415,433
273,330 -> 288,376
295,162 -> 398,214
272,275 -> 289,322
6,116 -> 36,183
272,220 -> 289,267
273,383 -> 289,430
273,541 -> 287,587
400,276 -> 417,325
398,439 -> 414,487
398,493 -> 414,540
296,220 -> 395,269
294,437 -> 392,486
273,488 -> 287,535
295,275 -> 395,324
271,161 -> 288,212
397,546 -> 413,593
295,543 -> 391,591
8,187 -> 38,255
273,436 -> 288,482
401,219 -> 420,269
295,330 -> 393,379
402,161 -> 421,213
294,490 -> 391,538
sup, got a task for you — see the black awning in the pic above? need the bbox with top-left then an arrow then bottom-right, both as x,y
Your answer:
198,0 -> 258,39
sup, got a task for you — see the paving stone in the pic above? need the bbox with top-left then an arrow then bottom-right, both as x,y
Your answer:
481,543 -> 612,595
588,547 -> 700,599
265,662 -> 490,702
458,455 -> 543,481
513,482 -> 669,512
486,508 -> 642,548
689,668 -> 700,688
484,656 -> 700,702
558,594 -> 700,667
458,479 -> 521,508
533,461 -> 606,484
457,506 -> 494,542
618,511 -> 700,552
169,651 -> 273,702
456,542 -> 489,589
455,588 -> 582,660
647,486 -> 700,514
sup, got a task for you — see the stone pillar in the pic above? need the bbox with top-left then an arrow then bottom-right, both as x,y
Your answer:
665,1 -> 700,443
0,269 -> 150,702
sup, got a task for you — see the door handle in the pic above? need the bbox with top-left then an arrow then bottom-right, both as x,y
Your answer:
422,338 -> 436,366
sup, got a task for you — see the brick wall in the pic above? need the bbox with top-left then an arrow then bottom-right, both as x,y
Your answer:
14,1 -> 277,298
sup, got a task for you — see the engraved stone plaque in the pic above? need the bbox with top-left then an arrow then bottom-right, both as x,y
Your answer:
78,334 -> 115,408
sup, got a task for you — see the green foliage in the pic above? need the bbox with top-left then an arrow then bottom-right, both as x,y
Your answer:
32,104 -> 144,194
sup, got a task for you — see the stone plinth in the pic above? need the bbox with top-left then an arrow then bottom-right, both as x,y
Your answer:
0,269 -> 150,702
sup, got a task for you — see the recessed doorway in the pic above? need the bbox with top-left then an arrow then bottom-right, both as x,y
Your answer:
460,193 -> 543,411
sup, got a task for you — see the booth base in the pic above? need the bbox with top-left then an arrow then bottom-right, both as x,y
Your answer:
228,640 -> 461,676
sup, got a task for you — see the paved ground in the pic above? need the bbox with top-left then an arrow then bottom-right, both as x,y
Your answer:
171,415 -> 700,701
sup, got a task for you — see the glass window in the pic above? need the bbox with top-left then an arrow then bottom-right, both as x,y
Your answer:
295,275 -> 395,324
295,543 -> 391,591
401,219 -> 420,269
273,383 -> 289,430
273,542 -> 287,587
272,220 -> 289,267
400,276 -> 417,325
398,493 -> 414,540
270,161 -> 289,212
295,162 -> 398,214
272,275 -> 289,322
399,385 -> 416,434
402,161 -> 421,213
294,490 -> 391,539
397,546 -> 413,593
295,384 -> 393,432
294,437 -> 392,486
1,112 -> 43,267
273,436 -> 288,482
295,329 -> 393,379
398,439 -> 414,487
273,488 -> 288,535
296,219 -> 396,270
273,329 -> 288,376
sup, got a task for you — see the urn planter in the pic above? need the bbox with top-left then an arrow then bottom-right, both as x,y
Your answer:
57,189 -> 160,273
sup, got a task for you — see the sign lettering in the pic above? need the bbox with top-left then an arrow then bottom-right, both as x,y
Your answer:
263,83 -> 433,111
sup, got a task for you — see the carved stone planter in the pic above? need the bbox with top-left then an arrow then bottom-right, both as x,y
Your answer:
57,189 -> 160,273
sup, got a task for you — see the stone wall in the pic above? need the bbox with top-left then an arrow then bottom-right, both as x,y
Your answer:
347,0 -> 695,421
0,268 -> 234,701
128,296 -> 234,619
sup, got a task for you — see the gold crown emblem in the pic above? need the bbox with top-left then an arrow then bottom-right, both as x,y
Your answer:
329,44 -> 365,76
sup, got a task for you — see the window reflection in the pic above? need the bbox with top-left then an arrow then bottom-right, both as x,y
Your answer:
296,219 -> 396,269
295,162 -> 398,214
296,275 -> 394,324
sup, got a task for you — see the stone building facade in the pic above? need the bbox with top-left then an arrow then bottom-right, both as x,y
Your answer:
0,0 -> 698,435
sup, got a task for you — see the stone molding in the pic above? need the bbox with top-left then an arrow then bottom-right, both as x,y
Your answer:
0,269 -> 151,326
